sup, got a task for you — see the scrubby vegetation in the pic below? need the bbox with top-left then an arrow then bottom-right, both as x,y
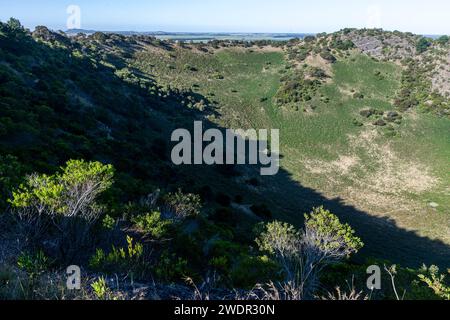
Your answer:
2,159 -> 448,300
0,19 -> 449,300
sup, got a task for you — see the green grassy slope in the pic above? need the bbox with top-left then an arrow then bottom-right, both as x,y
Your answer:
131,45 -> 450,266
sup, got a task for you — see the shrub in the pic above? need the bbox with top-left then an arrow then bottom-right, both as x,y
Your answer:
436,35 -> 449,46
309,67 -> 327,79
199,185 -> 213,201
131,211 -> 172,238
353,92 -> 364,99
231,255 -> 280,289
256,221 -> 301,257
91,276 -> 117,300
10,160 -> 114,262
101,214 -> 116,230
184,64 -> 198,72
416,37 -> 432,54
418,265 -> 450,300
161,190 -> 201,222
89,236 -> 145,275
352,118 -> 364,127
17,250 -> 49,278
320,50 -> 337,63
155,251 -> 189,282
303,207 -> 364,259
256,207 -> 363,299
212,72 -> 224,80
10,160 -> 114,218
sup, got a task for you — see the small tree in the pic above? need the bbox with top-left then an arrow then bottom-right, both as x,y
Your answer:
256,207 -> 363,299
303,207 -> 363,262
10,160 -> 114,261
416,37 -> 432,53
6,18 -> 23,32
437,35 -> 449,46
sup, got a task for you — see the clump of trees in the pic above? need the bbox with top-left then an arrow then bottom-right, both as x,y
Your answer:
416,37 -> 432,54
394,58 -> 450,117
320,49 -> 337,63
274,70 -> 322,107
436,35 -> 449,46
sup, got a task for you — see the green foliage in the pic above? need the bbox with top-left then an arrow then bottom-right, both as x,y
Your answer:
256,221 -> 300,255
416,37 -> 432,53
418,265 -> 450,300
304,207 -> 364,254
131,211 -> 172,238
101,214 -> 116,230
230,255 -> 280,289
395,58 -> 449,117
0,20 -> 449,294
320,49 -> 337,63
162,189 -> 201,221
17,250 -> 49,278
436,35 -> 449,46
11,173 -> 64,212
6,18 -> 24,32
274,70 -> 322,107
10,159 -> 114,215
91,276 -> 112,300
62,159 -> 114,195
330,39 -> 355,51
155,251 -> 189,282
89,236 -> 145,275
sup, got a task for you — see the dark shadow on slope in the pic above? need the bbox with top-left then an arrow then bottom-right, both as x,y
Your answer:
168,127 -> 450,268
259,168 -> 450,268
1,26 -> 448,270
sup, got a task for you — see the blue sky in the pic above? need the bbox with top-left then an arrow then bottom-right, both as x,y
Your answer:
0,0 -> 449,34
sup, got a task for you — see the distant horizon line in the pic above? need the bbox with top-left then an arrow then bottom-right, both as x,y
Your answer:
55,28 -> 443,37
7,21 -> 444,37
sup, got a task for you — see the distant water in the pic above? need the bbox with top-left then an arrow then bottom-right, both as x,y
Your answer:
152,33 -> 313,42
65,29 -> 313,42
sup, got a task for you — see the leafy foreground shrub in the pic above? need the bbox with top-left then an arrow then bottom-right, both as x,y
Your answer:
9,160 -> 114,262
131,211 -> 172,239
17,250 -> 50,278
418,265 -> 450,300
155,250 -> 190,282
89,236 -> 146,277
256,207 -> 363,299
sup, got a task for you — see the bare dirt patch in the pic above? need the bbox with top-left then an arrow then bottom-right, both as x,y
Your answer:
303,128 -> 439,209
305,54 -> 333,77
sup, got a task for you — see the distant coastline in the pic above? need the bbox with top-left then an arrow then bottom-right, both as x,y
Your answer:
64,29 -> 315,42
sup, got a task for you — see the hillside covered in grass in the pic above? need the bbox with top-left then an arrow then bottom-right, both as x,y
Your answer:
0,19 -> 449,300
